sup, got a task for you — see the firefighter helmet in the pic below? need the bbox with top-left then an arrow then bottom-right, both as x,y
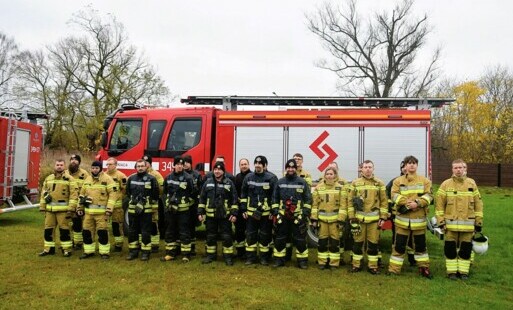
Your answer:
472,232 -> 489,255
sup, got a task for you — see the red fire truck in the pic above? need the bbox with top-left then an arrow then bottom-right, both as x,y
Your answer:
95,96 -> 452,243
0,110 -> 46,213
96,96 -> 451,182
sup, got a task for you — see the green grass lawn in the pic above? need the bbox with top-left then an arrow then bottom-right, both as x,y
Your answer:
1,188 -> 512,309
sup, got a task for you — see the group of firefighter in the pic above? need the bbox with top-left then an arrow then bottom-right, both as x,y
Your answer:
38,152 -> 484,280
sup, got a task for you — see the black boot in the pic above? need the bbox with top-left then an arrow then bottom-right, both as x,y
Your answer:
140,251 -> 151,261
151,246 -> 159,253
190,243 -> 197,256
260,252 -> 270,266
202,254 -> 216,264
245,252 -> 257,265
297,259 -> 308,270
273,257 -> 285,268
79,253 -> 95,260
126,250 -> 139,261
39,247 -> 56,257
114,245 -> 122,252
224,254 -> 234,266
62,249 -> 72,257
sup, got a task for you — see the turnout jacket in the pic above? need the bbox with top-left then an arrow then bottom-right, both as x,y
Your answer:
272,174 -> 312,218
240,171 -> 278,217
311,179 -> 347,223
65,167 -> 89,192
435,175 -> 483,232
39,172 -> 78,212
163,170 -> 194,212
198,176 -> 238,218
391,173 -> 433,230
126,172 -> 160,213
347,175 -> 388,223
79,172 -> 118,215
105,169 -> 127,209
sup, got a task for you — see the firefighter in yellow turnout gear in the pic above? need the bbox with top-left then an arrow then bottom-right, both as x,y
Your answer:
347,160 -> 388,274
78,161 -> 118,259
65,154 -> 89,249
388,155 -> 434,278
436,159 -> 484,280
105,157 -> 127,252
39,159 -> 78,257
311,167 -> 347,269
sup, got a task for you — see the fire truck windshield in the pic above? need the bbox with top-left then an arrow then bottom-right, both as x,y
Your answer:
109,119 -> 142,153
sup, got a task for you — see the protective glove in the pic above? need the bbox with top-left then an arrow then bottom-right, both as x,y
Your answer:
44,192 -> 53,204
475,225 -> 482,233
65,211 -> 73,219
310,220 -> 318,228
398,205 -> 410,214
350,221 -> 362,236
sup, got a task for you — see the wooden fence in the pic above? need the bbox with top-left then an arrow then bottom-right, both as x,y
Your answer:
432,161 -> 513,187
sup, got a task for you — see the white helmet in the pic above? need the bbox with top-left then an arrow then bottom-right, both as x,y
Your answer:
472,233 -> 489,255
430,216 -> 438,228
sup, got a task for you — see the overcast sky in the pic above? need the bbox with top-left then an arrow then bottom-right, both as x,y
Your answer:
2,0 -> 512,102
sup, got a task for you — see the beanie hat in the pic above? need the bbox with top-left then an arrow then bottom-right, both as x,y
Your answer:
254,155 -> 268,166
174,156 -> 184,165
183,155 -> 193,165
91,161 -> 102,168
285,159 -> 297,169
70,154 -> 81,163
213,161 -> 225,172
142,155 -> 152,164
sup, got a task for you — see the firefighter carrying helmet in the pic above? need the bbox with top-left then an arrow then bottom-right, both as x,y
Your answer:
472,232 -> 489,255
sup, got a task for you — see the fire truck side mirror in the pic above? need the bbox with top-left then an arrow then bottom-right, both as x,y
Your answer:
101,132 -> 108,148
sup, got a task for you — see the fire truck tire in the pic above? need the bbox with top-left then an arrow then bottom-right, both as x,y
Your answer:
123,208 -> 130,236
307,225 -> 319,248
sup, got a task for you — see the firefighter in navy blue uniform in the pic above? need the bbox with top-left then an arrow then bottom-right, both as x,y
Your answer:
311,167 -> 347,269
272,159 -> 312,269
161,156 -> 195,262
39,159 -> 78,257
77,161 -> 118,259
234,158 -> 251,260
389,155 -> 434,278
125,159 -> 160,261
347,160 -> 388,274
66,154 -> 89,249
143,155 -> 164,253
183,155 -> 202,256
240,156 -> 278,266
198,161 -> 239,266
435,159 -> 484,280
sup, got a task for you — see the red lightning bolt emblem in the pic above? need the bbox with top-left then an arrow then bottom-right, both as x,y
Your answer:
309,130 -> 338,172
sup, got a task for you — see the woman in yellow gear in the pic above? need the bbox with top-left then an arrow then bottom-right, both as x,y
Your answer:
311,167 -> 347,269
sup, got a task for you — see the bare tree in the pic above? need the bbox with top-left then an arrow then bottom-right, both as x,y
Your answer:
0,32 -> 19,106
306,0 -> 440,97
13,7 -> 170,150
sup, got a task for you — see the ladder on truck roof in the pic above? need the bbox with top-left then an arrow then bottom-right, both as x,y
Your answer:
180,96 -> 455,110
0,110 -> 41,213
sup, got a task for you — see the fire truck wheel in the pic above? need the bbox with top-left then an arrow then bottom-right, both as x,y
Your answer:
306,225 -> 319,248
123,208 -> 130,236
